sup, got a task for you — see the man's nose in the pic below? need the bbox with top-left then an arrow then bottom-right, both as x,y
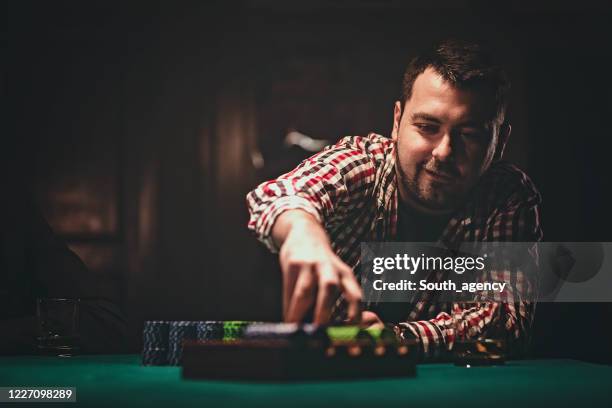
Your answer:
432,134 -> 453,161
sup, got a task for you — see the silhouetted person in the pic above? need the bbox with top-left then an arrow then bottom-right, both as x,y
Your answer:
0,186 -> 127,355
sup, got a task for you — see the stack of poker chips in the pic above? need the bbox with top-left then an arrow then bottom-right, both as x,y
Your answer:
222,321 -> 250,341
243,324 -> 399,346
244,323 -> 330,349
142,320 -> 262,366
167,321 -> 199,366
244,323 -> 322,340
196,321 -> 224,342
325,326 -> 402,357
143,321 -> 402,366
142,321 -> 170,366
243,322 -> 303,339
323,326 -> 396,345
325,326 -> 363,343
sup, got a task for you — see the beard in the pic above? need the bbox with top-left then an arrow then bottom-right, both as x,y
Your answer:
394,147 -> 465,212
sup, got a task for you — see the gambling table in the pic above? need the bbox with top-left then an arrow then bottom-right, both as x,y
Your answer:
1,354 -> 610,407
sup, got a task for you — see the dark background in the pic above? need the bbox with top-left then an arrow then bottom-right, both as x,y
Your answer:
3,0 -> 612,361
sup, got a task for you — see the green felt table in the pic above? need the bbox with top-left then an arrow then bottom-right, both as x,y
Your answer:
0,355 -> 610,407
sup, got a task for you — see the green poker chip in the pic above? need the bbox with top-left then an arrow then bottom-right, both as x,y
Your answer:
222,321 -> 253,341
365,327 -> 398,345
326,326 -> 361,342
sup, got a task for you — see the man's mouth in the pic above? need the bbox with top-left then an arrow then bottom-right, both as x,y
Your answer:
424,169 -> 457,183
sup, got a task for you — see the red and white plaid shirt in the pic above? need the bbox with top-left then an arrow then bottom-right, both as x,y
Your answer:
247,133 -> 542,359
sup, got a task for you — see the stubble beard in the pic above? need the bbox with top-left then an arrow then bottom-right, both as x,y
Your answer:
394,147 -> 463,212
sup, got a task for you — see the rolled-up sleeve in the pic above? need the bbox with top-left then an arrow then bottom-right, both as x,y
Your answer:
246,135 -> 380,252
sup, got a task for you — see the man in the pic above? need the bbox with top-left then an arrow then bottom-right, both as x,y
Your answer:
246,40 -> 542,358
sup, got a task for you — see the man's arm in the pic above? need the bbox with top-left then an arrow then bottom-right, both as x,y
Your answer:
271,209 -> 361,324
247,135 -> 385,323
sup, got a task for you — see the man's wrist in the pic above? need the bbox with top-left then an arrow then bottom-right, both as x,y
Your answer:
274,209 -> 328,249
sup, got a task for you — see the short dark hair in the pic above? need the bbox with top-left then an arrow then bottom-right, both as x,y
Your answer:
401,39 -> 510,125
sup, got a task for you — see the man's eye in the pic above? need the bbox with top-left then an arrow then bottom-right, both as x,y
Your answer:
415,124 -> 438,134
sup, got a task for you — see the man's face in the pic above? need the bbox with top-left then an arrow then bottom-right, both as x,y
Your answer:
391,67 -> 508,213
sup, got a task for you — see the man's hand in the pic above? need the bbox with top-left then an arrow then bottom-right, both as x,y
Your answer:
361,310 -> 384,330
273,210 -> 362,324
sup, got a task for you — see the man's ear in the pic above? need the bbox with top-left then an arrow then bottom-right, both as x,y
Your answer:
493,123 -> 511,161
391,101 -> 402,142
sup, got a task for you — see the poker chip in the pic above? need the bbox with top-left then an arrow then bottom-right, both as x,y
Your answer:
143,320 -> 170,342
243,323 -> 328,346
144,320 -> 339,366
365,327 -> 399,346
326,326 -> 361,343
167,321 -> 198,366
142,321 -> 169,366
222,321 -> 250,341
243,323 -> 301,339
196,321 -> 224,341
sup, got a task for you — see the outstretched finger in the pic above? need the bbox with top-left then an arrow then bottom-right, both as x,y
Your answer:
313,263 -> 340,324
337,264 -> 363,323
285,265 -> 316,322
282,261 -> 301,318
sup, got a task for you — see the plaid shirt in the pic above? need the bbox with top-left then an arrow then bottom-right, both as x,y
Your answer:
247,133 -> 542,359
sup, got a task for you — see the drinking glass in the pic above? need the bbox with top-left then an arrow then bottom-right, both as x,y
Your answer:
36,298 -> 80,357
